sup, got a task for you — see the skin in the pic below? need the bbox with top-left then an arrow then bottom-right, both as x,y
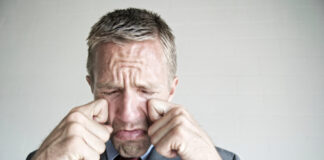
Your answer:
32,39 -> 222,160
88,40 -> 176,157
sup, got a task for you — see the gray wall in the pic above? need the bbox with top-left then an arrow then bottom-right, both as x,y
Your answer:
1,0 -> 324,159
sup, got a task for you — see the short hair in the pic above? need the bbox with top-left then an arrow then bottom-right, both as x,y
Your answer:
87,8 -> 176,82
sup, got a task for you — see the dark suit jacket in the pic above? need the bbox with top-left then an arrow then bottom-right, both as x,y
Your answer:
27,146 -> 240,160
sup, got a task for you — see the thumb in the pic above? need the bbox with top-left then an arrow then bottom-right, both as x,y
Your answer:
148,99 -> 174,122
78,99 -> 109,124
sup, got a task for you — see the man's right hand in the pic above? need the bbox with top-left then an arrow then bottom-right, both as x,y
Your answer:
32,99 -> 113,160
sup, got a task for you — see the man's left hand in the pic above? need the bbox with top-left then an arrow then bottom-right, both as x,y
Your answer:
148,99 -> 222,160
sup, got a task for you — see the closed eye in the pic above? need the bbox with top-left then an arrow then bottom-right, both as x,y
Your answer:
103,90 -> 120,95
140,89 -> 155,95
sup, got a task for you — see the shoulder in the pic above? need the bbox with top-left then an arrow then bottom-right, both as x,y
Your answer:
146,146 -> 240,160
216,146 -> 240,160
26,150 -> 37,160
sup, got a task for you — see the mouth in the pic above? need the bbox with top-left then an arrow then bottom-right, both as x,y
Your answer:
114,129 -> 146,141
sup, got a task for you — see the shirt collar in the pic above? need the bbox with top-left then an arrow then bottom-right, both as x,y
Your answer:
106,140 -> 154,160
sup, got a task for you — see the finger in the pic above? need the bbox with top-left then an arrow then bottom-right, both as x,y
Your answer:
148,107 -> 177,137
76,99 -> 109,123
80,142 -> 100,160
150,113 -> 190,145
148,99 -> 176,122
154,126 -> 185,158
44,99 -> 109,150
64,122 -> 107,154
67,136 -> 100,160
148,105 -> 191,136
65,112 -> 113,142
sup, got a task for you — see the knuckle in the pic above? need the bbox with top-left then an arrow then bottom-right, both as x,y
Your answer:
103,132 -> 110,142
70,106 -> 82,113
67,111 -> 85,123
172,107 -> 185,116
66,136 -> 83,147
100,132 -> 109,142
172,125 -> 184,135
172,115 -> 185,125
66,122 -> 84,135
99,127 -> 110,142
86,151 -> 100,160
150,134 -> 157,145
98,142 -> 106,154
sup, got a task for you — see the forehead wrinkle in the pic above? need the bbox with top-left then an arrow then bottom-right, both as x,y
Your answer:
108,54 -> 144,84
109,52 -> 145,70
120,66 -> 141,89
111,65 -> 159,90
96,41 -> 167,91
113,62 -> 142,76
129,68 -> 136,88
113,64 -> 142,89
116,58 -> 144,65
105,43 -> 144,68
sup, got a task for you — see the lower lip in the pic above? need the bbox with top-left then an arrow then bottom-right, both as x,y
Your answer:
115,130 -> 145,140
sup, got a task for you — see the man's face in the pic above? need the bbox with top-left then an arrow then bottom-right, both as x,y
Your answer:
87,39 -> 177,157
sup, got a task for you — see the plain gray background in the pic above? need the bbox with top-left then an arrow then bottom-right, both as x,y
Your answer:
1,0 -> 324,159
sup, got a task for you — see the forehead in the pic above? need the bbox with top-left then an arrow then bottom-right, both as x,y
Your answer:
99,40 -> 164,63
93,39 -> 168,85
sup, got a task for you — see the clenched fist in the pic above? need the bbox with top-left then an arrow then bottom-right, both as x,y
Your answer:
32,99 -> 113,160
148,99 -> 222,160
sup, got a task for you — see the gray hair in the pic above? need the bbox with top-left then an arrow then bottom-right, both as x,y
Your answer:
87,8 -> 176,82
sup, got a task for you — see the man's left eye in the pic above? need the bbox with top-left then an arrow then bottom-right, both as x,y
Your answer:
103,90 -> 119,95
140,90 -> 154,95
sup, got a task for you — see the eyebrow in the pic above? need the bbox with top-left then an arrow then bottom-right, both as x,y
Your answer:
96,82 -> 122,89
96,81 -> 160,90
136,82 -> 160,90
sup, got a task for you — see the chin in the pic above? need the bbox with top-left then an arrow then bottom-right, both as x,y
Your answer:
112,136 -> 151,158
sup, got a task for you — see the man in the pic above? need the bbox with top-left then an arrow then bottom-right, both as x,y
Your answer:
27,8 -> 239,160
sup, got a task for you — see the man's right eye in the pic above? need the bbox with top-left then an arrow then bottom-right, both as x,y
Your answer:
103,90 -> 118,95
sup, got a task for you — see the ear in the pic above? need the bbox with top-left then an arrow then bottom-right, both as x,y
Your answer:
86,75 -> 94,93
168,76 -> 179,102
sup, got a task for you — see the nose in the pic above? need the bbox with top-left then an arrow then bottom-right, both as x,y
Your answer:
117,90 -> 144,123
